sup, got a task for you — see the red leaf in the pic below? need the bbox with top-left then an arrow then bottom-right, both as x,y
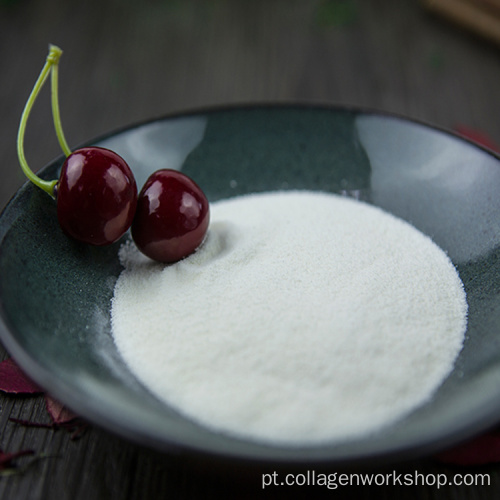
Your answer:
454,125 -> 500,153
44,395 -> 88,439
10,398 -> 88,440
436,430 -> 500,466
1,359 -> 88,440
0,358 -> 42,394
45,395 -> 77,425
0,448 -> 35,471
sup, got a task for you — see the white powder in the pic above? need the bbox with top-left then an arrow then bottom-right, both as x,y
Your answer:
110,191 -> 467,446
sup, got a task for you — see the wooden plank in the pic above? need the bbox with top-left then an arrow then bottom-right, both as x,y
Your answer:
422,0 -> 500,45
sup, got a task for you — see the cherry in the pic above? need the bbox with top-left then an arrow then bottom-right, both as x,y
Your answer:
17,45 -> 138,246
132,169 -> 210,263
56,147 -> 137,245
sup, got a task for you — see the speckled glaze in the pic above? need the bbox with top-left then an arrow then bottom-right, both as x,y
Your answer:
1,104 -> 500,466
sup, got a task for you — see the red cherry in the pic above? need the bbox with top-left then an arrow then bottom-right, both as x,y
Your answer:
131,169 -> 210,263
56,147 -> 138,246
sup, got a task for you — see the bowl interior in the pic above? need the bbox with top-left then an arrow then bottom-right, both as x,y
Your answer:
2,105 -> 500,465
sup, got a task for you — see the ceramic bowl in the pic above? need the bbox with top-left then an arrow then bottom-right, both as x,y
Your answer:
1,104 -> 500,466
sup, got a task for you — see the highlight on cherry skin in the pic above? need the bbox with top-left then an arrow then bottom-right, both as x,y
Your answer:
132,169 -> 210,263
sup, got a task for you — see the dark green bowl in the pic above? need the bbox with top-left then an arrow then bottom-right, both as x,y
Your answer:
1,104 -> 500,467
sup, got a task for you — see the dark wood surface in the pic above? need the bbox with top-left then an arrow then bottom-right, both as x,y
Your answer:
1,0 -> 500,498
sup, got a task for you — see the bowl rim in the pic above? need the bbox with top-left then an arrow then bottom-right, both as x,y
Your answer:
2,101 -> 500,212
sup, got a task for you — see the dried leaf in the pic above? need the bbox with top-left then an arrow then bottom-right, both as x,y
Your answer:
436,430 -> 500,466
9,418 -> 54,430
0,448 -> 35,474
10,415 -> 88,440
45,395 -> 88,439
454,125 -> 499,152
0,358 -> 42,394
45,395 -> 77,425
1,359 -> 88,444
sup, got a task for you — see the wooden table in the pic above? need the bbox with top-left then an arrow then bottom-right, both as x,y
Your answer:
1,0 -> 500,497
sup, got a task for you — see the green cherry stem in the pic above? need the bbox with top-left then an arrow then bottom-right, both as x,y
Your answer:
50,50 -> 72,158
17,44 -> 71,198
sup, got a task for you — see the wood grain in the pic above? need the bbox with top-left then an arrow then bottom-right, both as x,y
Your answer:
1,0 -> 500,498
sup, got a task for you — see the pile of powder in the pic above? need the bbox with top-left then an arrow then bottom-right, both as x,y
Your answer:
110,191 -> 468,446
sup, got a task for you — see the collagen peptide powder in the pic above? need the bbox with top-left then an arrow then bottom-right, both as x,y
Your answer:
111,191 -> 468,446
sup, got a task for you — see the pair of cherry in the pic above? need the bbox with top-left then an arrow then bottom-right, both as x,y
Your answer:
18,45 -> 209,263
57,148 -> 209,263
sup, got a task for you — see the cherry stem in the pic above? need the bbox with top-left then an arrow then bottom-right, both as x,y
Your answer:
17,44 -> 72,198
50,52 -> 72,158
